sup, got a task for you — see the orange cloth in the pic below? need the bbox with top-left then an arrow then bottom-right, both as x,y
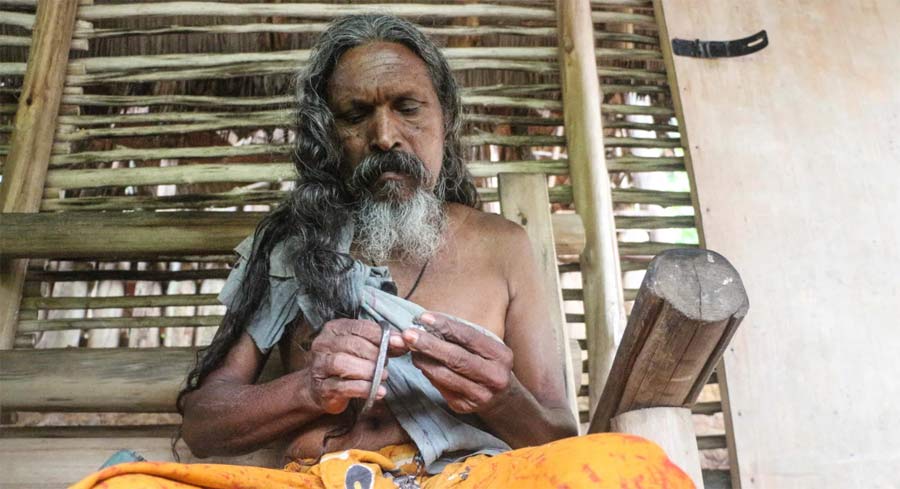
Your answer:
70,433 -> 694,489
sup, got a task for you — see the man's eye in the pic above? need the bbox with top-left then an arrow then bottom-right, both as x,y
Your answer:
342,112 -> 366,124
396,102 -> 421,115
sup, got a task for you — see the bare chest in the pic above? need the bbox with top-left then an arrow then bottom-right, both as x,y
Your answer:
396,256 -> 509,337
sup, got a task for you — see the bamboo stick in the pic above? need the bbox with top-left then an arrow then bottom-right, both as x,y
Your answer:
69,47 -> 659,74
49,110 -> 676,143
0,0 -> 80,350
557,0 -> 626,416
61,93 -> 292,108
21,293 -> 220,311
76,23 -> 659,45
18,315 -> 222,333
614,215 -> 695,229
41,157 -> 683,191
38,185 -> 688,212
0,11 -> 35,30
0,34 -> 87,50
49,144 -> 292,166
603,103 -> 674,116
606,156 -> 683,171
64,61 -> 665,86
26,268 -> 230,283
50,131 -> 677,166
45,160 -> 573,189
65,59 -> 569,86
58,88 -> 665,109
0,10 -> 91,31
46,163 -> 297,189
0,63 -> 26,76
0,35 -> 30,47
75,3 -> 657,26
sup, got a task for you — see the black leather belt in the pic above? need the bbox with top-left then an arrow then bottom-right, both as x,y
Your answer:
672,30 -> 769,59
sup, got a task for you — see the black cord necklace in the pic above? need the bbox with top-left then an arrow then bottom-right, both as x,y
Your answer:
402,258 -> 430,300
373,257 -> 430,300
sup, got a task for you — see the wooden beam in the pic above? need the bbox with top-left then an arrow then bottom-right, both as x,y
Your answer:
498,173 -> 580,423
0,437 -> 280,488
0,211 -> 695,260
0,347 -> 283,412
588,248 -> 748,433
556,0 -> 626,414
0,0 -> 80,350
0,212 -> 263,258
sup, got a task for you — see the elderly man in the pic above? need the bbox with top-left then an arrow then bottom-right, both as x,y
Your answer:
72,14 -> 693,489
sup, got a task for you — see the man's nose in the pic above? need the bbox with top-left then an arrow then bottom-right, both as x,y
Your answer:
368,108 -> 402,153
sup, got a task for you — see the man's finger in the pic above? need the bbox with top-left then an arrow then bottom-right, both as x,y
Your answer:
418,313 -> 512,363
387,332 -> 410,357
403,328 -> 507,388
325,318 -> 385,345
317,334 -> 381,361
320,378 -> 387,401
411,355 -> 493,412
316,352 -> 389,381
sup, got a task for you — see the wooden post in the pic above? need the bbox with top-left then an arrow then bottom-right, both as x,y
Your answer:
498,173 -> 580,423
556,0 -> 626,413
0,0 -> 80,350
612,407 -> 702,486
588,249 -> 749,489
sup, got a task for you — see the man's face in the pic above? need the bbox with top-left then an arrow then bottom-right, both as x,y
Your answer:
327,41 -> 446,198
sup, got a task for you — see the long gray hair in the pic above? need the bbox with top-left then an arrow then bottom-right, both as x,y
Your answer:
177,14 -> 478,416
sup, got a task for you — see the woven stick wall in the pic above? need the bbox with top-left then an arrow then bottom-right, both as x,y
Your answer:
0,1 -> 726,486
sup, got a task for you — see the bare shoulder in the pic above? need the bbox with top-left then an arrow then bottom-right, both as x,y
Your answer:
447,203 -> 533,269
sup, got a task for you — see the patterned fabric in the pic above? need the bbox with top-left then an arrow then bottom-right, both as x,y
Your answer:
218,234 -> 510,472
70,434 -> 696,489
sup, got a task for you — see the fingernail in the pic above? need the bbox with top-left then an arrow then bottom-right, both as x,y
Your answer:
418,312 -> 436,325
377,385 -> 387,397
389,333 -> 404,348
403,329 -> 419,345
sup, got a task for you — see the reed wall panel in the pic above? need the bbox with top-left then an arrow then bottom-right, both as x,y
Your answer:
3,0 -> 717,475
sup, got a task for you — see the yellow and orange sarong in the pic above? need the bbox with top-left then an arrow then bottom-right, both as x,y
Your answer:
70,433 -> 695,489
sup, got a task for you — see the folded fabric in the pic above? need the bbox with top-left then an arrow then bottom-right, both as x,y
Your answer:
70,433 -> 695,489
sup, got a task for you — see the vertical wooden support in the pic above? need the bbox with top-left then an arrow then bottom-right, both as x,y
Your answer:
498,173 -> 580,424
611,408 -> 703,487
652,1 -> 741,486
556,0 -> 626,413
0,0 -> 80,350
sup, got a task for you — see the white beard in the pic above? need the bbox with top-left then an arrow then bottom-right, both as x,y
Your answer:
352,181 -> 447,264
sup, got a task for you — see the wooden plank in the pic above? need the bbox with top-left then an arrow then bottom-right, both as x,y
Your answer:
588,249 -> 748,433
1,210 -> 691,260
21,293 -> 220,311
0,212 -> 263,258
0,347 -> 282,412
0,0 -> 80,350
656,1 -> 900,487
556,0 -> 626,415
17,315 -> 223,333
498,173 -> 579,423
0,437 -> 279,488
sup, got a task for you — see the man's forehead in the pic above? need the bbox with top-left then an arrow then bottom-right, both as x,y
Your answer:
327,42 -> 436,105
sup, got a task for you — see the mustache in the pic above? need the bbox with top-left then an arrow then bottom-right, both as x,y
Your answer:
347,151 -> 432,195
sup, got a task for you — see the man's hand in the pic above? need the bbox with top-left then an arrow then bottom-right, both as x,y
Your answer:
402,312 -> 514,414
308,319 -> 407,414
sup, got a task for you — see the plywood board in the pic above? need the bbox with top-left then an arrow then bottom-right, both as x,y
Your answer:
656,1 -> 900,487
